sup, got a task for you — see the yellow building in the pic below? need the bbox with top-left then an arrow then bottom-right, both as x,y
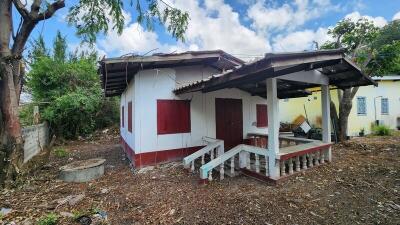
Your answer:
280,75 -> 400,136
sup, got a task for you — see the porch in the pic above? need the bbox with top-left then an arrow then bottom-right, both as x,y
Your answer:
180,49 -> 376,183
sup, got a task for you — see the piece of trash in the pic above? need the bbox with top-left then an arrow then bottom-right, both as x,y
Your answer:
0,208 -> 12,216
76,215 -> 92,225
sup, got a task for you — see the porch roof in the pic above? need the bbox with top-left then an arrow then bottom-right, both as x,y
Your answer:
174,49 -> 377,99
99,50 -> 244,97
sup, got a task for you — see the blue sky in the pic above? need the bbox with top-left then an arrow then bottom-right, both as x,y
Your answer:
18,0 -> 400,61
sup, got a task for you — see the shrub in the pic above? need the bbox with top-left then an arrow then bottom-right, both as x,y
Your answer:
54,147 -> 69,157
372,125 -> 391,136
37,213 -> 58,225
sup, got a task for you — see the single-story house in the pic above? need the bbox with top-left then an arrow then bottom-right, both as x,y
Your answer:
99,49 -> 375,182
280,75 -> 400,136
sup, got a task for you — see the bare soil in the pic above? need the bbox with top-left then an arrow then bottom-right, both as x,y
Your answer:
1,130 -> 399,225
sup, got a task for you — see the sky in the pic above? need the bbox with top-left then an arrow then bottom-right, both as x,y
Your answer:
18,0 -> 400,61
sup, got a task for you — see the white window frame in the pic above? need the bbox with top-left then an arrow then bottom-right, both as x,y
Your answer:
381,98 -> 389,115
357,96 -> 367,116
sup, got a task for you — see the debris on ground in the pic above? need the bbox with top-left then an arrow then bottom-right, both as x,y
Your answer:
1,130 -> 399,224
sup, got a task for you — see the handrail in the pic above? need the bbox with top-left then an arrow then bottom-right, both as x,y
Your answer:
199,144 -> 268,179
183,138 -> 223,168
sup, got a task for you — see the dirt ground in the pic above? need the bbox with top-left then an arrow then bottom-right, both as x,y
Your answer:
1,130 -> 399,225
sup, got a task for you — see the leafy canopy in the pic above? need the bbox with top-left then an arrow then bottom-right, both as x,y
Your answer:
66,0 -> 189,43
26,31 -> 118,138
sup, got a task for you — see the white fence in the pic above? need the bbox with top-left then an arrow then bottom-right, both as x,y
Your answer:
22,122 -> 49,163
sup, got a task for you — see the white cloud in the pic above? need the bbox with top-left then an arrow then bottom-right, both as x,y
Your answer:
393,11 -> 400,21
272,27 -> 332,52
98,0 -> 271,60
345,11 -> 387,27
247,0 -> 339,33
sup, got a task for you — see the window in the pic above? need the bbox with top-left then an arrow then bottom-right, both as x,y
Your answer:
157,100 -> 191,134
381,98 -> 389,115
256,104 -> 268,127
121,106 -> 124,127
357,97 -> 366,115
128,101 -> 133,132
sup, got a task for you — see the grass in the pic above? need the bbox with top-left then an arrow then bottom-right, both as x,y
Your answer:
37,213 -> 58,225
54,147 -> 69,158
372,125 -> 391,136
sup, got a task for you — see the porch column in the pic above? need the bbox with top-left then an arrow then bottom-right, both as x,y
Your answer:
321,85 -> 332,162
267,78 -> 280,179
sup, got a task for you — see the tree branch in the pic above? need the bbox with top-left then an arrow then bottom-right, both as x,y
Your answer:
12,0 -> 30,19
350,86 -> 359,99
35,0 -> 65,21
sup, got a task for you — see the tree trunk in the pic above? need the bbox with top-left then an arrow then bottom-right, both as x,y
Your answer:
0,0 -> 24,187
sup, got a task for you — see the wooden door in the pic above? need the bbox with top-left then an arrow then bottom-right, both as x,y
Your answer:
215,98 -> 243,150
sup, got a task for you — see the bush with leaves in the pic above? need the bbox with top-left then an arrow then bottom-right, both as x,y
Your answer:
372,125 -> 391,136
26,32 -> 119,139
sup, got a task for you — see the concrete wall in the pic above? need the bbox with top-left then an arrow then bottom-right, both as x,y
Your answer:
121,65 -> 270,155
279,80 -> 400,136
22,122 -> 49,163
120,77 -> 135,151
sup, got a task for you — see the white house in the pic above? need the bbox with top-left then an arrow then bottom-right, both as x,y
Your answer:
100,49 -> 375,182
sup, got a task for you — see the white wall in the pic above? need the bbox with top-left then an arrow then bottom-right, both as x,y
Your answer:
129,65 -> 269,154
120,78 -> 135,150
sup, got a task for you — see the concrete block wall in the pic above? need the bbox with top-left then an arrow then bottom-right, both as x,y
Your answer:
22,122 -> 49,163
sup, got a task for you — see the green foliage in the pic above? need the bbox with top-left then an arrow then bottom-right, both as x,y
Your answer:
37,213 -> 58,225
27,33 -> 119,139
19,104 -> 36,126
54,147 -> 69,158
28,34 -> 48,63
66,0 -> 189,43
53,31 -> 67,62
372,125 -> 391,136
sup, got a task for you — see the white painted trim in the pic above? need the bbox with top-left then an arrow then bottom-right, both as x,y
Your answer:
321,85 -> 332,161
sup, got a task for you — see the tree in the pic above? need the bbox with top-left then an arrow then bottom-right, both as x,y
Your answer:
321,19 -> 400,141
0,0 -> 189,187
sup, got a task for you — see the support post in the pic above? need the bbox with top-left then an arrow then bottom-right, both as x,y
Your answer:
267,78 -> 280,179
321,85 -> 332,162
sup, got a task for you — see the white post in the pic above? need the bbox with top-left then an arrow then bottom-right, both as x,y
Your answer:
321,85 -> 332,162
267,78 -> 280,179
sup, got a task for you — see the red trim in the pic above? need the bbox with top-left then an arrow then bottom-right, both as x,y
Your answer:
128,101 -> 132,132
256,104 -> 268,127
120,136 -> 203,168
280,143 -> 332,160
157,99 -> 191,135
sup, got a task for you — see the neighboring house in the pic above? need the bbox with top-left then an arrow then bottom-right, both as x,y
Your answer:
99,49 -> 374,182
280,75 -> 400,136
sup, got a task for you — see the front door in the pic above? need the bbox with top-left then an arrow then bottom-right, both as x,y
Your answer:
215,98 -> 243,150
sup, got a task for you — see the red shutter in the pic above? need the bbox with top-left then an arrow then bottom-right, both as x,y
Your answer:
256,104 -> 268,127
157,100 -> 191,134
121,106 -> 124,127
128,101 -> 132,132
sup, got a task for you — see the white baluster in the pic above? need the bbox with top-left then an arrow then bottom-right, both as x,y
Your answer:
288,158 -> 294,175
220,163 -> 224,180
230,156 -> 235,175
320,150 -> 325,164
295,156 -> 301,172
265,156 -> 269,176
255,154 -> 260,173
308,153 -> 314,168
302,155 -> 308,170
191,160 -> 195,172
210,148 -> 214,160
208,170 -> 213,181
280,160 -> 286,176
246,152 -> 251,169
201,154 -> 205,165
315,151 -> 320,166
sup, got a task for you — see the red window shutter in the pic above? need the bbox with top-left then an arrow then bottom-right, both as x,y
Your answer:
121,106 -> 124,127
128,101 -> 133,132
256,104 -> 268,127
157,100 -> 191,134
